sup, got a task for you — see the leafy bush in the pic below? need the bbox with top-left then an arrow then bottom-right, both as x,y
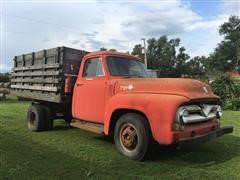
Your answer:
0,73 -> 11,82
232,98 -> 240,111
210,74 -> 240,110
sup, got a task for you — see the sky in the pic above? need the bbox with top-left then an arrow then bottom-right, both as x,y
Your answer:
0,0 -> 239,72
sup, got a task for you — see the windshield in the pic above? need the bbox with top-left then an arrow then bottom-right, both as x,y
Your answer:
106,56 -> 148,78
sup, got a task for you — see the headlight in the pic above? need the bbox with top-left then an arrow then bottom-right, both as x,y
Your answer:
176,107 -> 189,125
180,109 -> 189,117
174,108 -> 188,130
217,106 -> 223,118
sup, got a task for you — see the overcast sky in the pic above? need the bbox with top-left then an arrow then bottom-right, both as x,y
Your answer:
0,0 -> 239,72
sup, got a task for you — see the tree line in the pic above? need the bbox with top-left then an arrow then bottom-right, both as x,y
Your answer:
131,15 -> 240,79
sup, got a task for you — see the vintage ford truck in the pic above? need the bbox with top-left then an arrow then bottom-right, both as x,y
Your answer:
11,46 -> 233,160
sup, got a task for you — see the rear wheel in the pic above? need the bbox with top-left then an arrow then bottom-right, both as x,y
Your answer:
114,113 -> 151,161
27,104 -> 46,131
42,106 -> 54,130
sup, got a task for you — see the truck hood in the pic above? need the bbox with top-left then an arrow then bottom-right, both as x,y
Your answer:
114,78 -> 219,100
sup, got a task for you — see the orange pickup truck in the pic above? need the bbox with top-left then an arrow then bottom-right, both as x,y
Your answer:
11,47 -> 233,160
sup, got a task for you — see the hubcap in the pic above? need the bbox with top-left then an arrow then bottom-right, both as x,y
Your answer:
120,123 -> 138,151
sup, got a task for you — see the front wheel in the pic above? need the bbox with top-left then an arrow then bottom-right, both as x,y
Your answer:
114,113 -> 151,161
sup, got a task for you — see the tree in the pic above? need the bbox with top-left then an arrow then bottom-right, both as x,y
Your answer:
0,73 -> 10,82
175,47 -> 190,77
100,47 -> 107,51
108,49 -> 117,52
131,36 -> 191,77
186,56 -> 206,78
147,36 -> 183,77
209,16 -> 240,72
131,44 -> 144,60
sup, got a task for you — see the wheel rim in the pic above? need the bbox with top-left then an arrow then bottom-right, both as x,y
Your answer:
119,123 -> 138,151
29,112 -> 36,128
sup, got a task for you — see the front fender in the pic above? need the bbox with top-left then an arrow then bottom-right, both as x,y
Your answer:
104,93 -> 189,144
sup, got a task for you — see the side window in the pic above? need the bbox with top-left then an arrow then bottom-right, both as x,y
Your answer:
83,57 -> 104,77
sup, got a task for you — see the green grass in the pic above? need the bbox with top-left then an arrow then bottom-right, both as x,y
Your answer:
0,96 -> 240,180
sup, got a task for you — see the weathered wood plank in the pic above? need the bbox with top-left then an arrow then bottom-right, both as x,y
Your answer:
12,71 -> 60,77
10,90 -> 61,103
12,63 -> 60,71
11,78 -> 60,83
11,85 -> 58,92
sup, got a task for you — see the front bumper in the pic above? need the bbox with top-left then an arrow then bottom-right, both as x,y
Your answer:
178,126 -> 233,146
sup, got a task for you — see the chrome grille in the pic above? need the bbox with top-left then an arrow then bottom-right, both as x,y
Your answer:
176,104 -> 222,124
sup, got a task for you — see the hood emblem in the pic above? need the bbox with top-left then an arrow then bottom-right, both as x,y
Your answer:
128,84 -> 133,90
203,86 -> 208,94
119,84 -> 134,91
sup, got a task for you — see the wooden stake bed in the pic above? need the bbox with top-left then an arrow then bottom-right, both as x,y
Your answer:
11,46 -> 89,103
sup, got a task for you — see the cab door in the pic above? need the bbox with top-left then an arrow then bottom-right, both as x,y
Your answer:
73,56 -> 107,123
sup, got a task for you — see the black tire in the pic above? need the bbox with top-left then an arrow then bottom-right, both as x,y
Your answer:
27,104 -> 46,131
114,113 -> 151,161
63,114 -> 72,124
42,106 -> 54,130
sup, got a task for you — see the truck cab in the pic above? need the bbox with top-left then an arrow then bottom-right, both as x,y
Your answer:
72,51 -> 147,123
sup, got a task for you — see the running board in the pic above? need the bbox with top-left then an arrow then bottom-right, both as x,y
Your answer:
70,119 -> 104,134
